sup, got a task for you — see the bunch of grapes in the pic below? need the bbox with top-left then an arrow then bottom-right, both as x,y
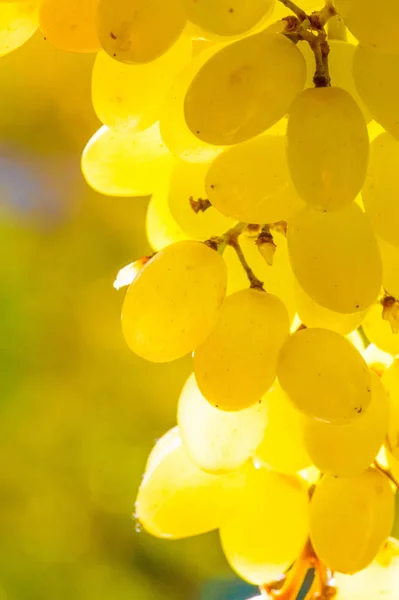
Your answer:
5,0 -> 399,598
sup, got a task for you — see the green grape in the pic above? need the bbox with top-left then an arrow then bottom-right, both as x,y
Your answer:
378,237 -> 399,299
159,42 -> 227,163
224,233 -> 297,323
277,327 -> 372,422
146,186 -> 190,252
294,282 -> 366,335
310,469 -> 395,574
122,240 -> 227,362
302,373 -> 390,477
255,382 -> 312,475
205,135 -> 305,223
220,464 -> 309,585
353,46 -> 399,141
182,0 -> 274,37
335,540 -> 399,600
97,0 -> 186,64
335,0 -> 399,53
194,288 -> 290,410
299,40 -> 371,122
91,36 -> 192,130
177,373 -> 267,474
39,0 -> 100,52
0,1 -> 38,57
382,360 -> 399,461
287,204 -> 382,314
184,31 -> 306,145
81,123 -> 173,197
362,133 -> 399,246
135,428 -> 246,539
286,87 -> 369,211
363,304 -> 399,357
164,160 -> 235,239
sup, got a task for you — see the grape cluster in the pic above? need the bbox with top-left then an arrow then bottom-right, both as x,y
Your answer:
4,0 -> 399,598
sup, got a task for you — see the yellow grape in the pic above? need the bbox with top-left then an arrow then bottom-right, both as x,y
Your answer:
294,282 -> 366,335
0,1 -> 38,57
310,469 -> 395,574
91,36 -> 192,130
378,237 -> 399,299
363,304 -> 399,357
287,204 -> 382,314
81,123 -> 173,197
362,133 -> 399,246
184,31 -> 306,145
302,373 -> 390,477
39,0 -> 100,52
146,188 -> 190,252
194,288 -> 290,410
122,240 -> 227,362
205,135 -> 305,223
277,327 -> 372,423
299,40 -> 371,122
353,46 -> 399,141
255,383 -> 312,475
182,0 -> 274,37
224,233 -> 297,323
164,160 -> 234,239
159,43 -> 226,163
177,373 -> 267,474
97,0 -> 186,64
335,539 -> 399,600
286,87 -> 369,211
382,360 -> 399,461
219,464 -> 309,585
135,428 -> 245,539
335,0 -> 399,53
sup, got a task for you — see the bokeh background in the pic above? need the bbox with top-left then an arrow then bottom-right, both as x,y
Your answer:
0,30 -> 258,600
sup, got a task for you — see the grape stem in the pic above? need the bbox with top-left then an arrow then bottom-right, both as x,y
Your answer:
373,459 -> 399,490
230,240 -> 265,291
189,197 -> 212,214
277,0 -> 307,21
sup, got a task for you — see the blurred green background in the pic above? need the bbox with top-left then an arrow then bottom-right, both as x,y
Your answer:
0,31 -> 259,600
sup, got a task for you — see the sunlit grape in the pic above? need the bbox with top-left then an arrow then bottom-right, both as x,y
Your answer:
0,1 -> 39,57
39,0 -> 100,52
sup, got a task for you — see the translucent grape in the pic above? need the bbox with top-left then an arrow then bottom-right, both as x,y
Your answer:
286,87 -> 369,211
353,46 -> 399,141
122,240 -> 227,362
378,237 -> 399,299
294,282 -> 366,335
310,469 -> 395,573
184,31 -> 306,145
382,360 -> 399,461
91,36 -> 192,130
39,0 -> 100,52
182,0 -> 274,37
335,0 -> 399,53
362,133 -> 399,246
287,204 -> 382,314
81,123 -> 173,197
159,43 -> 226,163
277,327 -> 372,423
97,0 -> 186,64
220,464 -> 309,585
302,373 -> 390,477
335,540 -> 399,600
255,383 -> 312,475
146,187 -> 190,252
299,39 -> 371,122
194,288 -> 290,410
177,374 -> 267,474
164,160 -> 234,239
135,428 -> 245,539
0,1 -> 38,57
363,304 -> 399,357
224,233 -> 297,322
205,135 -> 304,223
